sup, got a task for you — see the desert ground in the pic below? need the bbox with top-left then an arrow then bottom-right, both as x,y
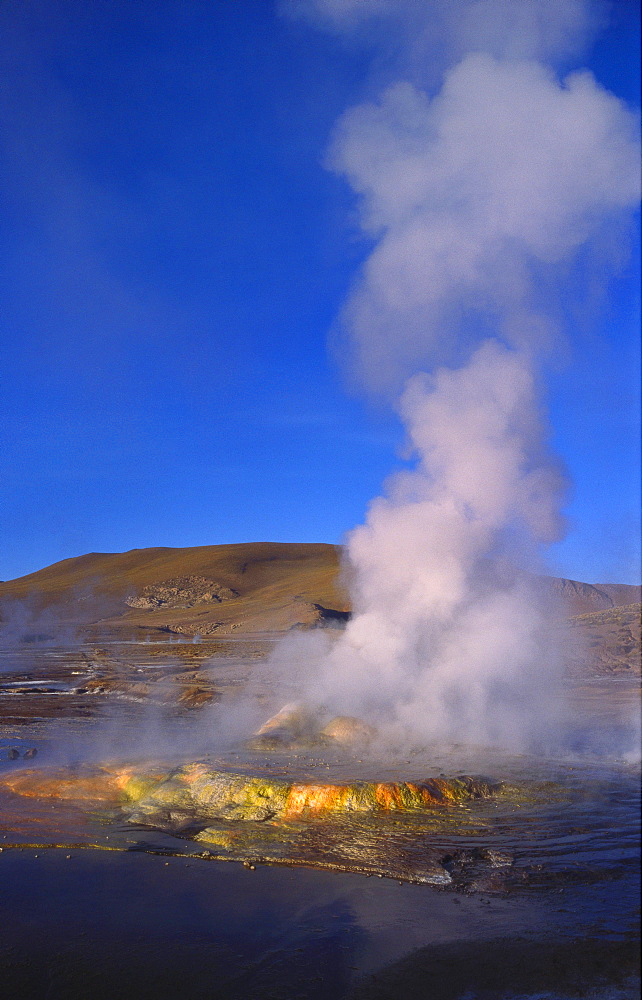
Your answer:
0,542 -> 639,715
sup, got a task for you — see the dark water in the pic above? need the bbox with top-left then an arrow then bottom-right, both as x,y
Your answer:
0,654 -> 639,1000
0,848 -> 638,1000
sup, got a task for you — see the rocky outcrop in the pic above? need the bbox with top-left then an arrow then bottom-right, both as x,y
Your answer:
177,686 -> 216,708
564,602 -> 642,676
158,621 -> 224,637
125,576 -> 239,610
319,716 -> 377,745
310,603 -> 351,627
253,703 -> 315,740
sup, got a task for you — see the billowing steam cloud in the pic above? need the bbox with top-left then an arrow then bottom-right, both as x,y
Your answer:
272,0 -> 640,749
329,54 -> 638,392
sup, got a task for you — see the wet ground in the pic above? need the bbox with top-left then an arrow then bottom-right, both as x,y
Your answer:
0,641 -> 640,999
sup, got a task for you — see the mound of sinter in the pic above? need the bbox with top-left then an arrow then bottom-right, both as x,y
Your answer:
124,762 -> 498,829
0,763 -> 504,884
248,704 -> 378,750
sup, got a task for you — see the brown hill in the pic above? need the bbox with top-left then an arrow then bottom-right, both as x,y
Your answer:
539,576 -> 642,617
0,543 -> 349,639
0,543 -> 640,643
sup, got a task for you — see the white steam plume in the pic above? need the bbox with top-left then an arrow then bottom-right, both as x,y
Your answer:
271,2 -> 640,750
283,0 -> 603,67
274,342 -> 567,748
329,54 -> 639,392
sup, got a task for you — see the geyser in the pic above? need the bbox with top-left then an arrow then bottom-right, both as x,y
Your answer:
270,0 -> 641,751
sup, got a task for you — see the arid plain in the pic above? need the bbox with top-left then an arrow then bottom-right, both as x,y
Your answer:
0,542 -> 639,720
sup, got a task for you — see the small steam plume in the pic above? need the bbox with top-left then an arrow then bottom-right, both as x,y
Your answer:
0,597 -> 80,657
270,0 -> 640,751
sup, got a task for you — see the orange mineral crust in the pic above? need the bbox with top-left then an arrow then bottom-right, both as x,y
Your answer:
0,765 -> 164,804
281,777 -> 490,819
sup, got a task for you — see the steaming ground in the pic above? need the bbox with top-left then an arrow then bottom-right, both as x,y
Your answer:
0,542 -> 639,763
0,625 -> 638,768
0,605 -> 639,998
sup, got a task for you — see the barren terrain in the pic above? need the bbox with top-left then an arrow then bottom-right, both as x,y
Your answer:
0,544 -> 639,723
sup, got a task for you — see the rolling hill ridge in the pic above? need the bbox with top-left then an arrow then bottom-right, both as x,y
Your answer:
0,543 -> 639,644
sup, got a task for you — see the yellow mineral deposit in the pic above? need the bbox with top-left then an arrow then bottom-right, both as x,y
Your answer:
0,761 -> 500,839
1,767 -> 128,803
282,775 -> 495,819
122,764 -> 498,823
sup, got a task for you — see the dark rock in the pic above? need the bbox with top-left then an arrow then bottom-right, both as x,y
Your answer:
311,603 -> 351,627
441,847 -> 513,869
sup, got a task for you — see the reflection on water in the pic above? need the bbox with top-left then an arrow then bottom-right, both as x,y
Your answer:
0,834 -> 638,999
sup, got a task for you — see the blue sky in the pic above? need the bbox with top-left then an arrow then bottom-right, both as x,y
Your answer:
0,0 -> 640,585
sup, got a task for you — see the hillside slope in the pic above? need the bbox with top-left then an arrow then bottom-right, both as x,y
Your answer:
541,576 -> 641,617
0,543 -> 640,645
564,603 -> 642,676
0,543 -> 349,638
